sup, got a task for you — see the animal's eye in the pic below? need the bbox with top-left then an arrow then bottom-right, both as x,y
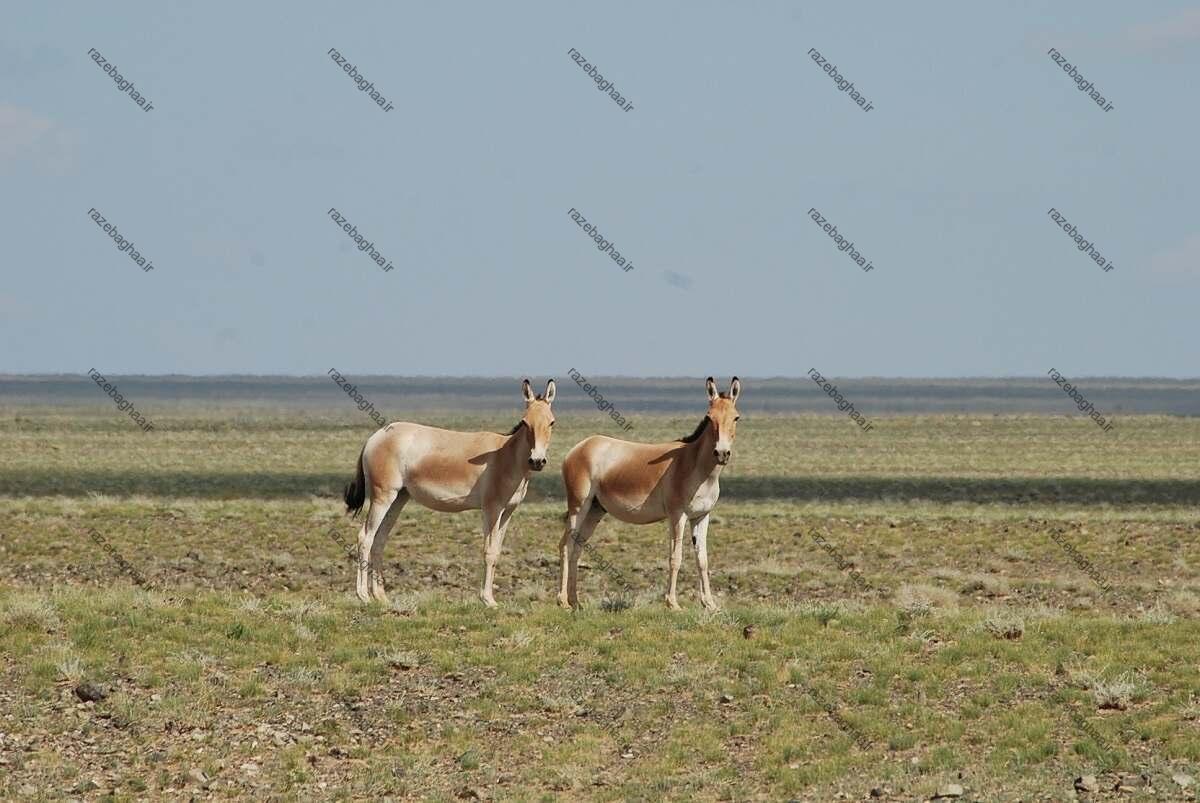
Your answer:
550,421 -> 556,427
734,416 -> 741,422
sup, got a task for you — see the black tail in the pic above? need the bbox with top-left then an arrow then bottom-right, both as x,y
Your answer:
344,445 -> 367,517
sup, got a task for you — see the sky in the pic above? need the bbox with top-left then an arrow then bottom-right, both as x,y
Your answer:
1,1 -> 1197,378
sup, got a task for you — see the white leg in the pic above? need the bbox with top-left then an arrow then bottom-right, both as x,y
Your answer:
664,512 -> 687,610
557,509 -> 579,609
356,489 -> 397,603
368,490 -> 408,603
480,505 -> 506,607
566,503 -> 604,609
483,506 -> 515,606
355,520 -> 371,602
691,515 -> 717,610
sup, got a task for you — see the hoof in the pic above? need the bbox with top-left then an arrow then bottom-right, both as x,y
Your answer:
664,595 -> 682,611
701,596 -> 720,611
480,593 -> 498,608
557,594 -> 572,609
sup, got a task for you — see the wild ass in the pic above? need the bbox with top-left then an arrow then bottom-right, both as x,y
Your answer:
344,379 -> 556,607
558,377 -> 741,610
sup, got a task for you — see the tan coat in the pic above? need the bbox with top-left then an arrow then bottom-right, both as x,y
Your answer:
558,377 -> 741,610
344,379 -> 556,607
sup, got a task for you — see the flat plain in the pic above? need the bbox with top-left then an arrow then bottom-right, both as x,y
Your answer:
1,377 -> 1198,801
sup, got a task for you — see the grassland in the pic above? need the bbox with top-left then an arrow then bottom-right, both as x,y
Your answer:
1,397 -> 1199,801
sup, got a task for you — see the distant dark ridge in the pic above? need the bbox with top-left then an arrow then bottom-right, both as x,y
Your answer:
1,469 -> 1199,506
2,375 -> 1198,415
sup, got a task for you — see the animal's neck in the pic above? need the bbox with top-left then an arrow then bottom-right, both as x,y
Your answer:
501,422 -> 533,474
680,424 -> 723,485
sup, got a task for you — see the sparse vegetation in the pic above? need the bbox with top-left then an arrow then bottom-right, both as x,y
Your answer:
1,391 -> 1198,799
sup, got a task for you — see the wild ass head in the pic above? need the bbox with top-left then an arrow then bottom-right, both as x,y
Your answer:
520,378 -> 556,471
704,376 -> 741,465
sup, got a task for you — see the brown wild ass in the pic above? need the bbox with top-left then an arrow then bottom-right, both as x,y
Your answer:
558,377 -> 741,610
344,379 -> 556,607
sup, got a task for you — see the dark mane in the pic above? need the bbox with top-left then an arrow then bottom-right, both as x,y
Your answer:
678,416 -> 710,443
678,394 -> 731,442
500,394 -> 547,435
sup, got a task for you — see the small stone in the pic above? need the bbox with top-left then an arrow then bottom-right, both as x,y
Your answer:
1114,773 -> 1148,790
1075,775 -> 1099,793
743,625 -> 756,639
932,783 -> 963,798
720,693 -> 734,705
73,682 -> 108,702
1173,773 -> 1195,789
70,779 -> 99,794
187,768 -> 210,788
870,789 -> 883,798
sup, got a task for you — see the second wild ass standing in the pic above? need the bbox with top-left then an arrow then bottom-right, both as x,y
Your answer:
343,379 -> 556,607
558,377 -> 741,610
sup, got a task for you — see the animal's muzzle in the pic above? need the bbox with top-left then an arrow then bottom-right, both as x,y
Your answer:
713,449 -> 731,465
528,457 -> 547,471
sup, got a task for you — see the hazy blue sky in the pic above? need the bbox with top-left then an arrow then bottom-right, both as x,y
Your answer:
2,1 -> 1197,377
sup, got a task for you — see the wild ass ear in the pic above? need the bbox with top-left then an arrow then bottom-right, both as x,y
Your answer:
705,376 -> 718,401
729,377 -> 741,403
522,378 -> 535,403
544,379 -> 556,404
